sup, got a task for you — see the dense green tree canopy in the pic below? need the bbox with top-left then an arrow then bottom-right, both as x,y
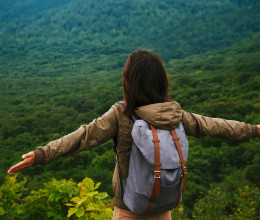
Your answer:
0,0 -> 259,218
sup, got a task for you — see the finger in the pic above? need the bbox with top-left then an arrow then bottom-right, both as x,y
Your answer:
8,160 -> 34,174
22,151 -> 34,160
8,163 -> 31,174
11,159 -> 32,169
8,159 -> 33,174
8,152 -> 35,174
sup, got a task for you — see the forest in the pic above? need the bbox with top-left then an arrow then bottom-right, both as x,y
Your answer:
0,0 -> 259,219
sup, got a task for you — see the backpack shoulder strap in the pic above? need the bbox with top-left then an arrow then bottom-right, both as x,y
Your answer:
170,129 -> 187,192
145,125 -> 188,214
145,124 -> 162,214
113,136 -> 124,199
118,100 -> 125,106
113,101 -> 125,199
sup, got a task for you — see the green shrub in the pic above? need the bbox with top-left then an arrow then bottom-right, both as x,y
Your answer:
0,175 -> 113,219
66,177 -> 113,220
0,174 -> 26,219
192,186 -> 229,219
233,185 -> 259,220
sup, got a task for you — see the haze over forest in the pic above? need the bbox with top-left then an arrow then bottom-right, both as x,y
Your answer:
0,0 -> 259,219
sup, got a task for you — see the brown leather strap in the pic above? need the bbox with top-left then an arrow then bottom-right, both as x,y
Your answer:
150,124 -> 162,196
145,181 -> 157,214
176,175 -> 183,206
170,130 -> 187,192
145,124 -> 162,214
145,126 -> 187,214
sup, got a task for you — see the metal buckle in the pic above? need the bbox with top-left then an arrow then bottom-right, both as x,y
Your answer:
154,171 -> 161,179
183,167 -> 187,175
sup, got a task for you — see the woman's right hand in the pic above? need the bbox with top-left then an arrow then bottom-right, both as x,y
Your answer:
8,151 -> 35,174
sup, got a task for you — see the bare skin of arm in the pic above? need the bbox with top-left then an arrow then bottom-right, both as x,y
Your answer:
8,151 -> 35,174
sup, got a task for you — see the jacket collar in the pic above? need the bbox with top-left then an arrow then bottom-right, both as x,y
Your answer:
134,101 -> 183,130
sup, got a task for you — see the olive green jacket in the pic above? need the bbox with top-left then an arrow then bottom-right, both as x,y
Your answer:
34,101 -> 258,209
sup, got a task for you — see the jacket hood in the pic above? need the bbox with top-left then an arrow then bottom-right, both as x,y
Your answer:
134,101 -> 183,130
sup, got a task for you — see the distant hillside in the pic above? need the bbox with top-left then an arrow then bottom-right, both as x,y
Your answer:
168,33 -> 260,124
0,0 -> 260,76
0,32 -> 259,185
0,33 -> 259,216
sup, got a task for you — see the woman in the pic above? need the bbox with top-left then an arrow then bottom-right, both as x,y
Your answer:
8,50 -> 259,220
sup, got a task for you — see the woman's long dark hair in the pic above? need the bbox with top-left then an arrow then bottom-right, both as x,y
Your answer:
122,50 -> 170,117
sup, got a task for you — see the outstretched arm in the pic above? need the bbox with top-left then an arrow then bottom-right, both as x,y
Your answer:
182,111 -> 259,141
8,152 -> 35,174
33,104 -> 118,165
7,104 -> 119,172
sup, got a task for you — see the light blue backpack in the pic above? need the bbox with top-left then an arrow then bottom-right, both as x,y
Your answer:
114,105 -> 189,215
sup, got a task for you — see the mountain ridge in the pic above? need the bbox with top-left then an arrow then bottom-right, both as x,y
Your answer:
0,0 -> 259,64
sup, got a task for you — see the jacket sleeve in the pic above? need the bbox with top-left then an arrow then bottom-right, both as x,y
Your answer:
34,105 -> 119,165
182,111 -> 258,141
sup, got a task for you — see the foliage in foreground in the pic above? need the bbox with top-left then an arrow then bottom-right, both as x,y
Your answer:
0,174 -> 259,219
171,185 -> 259,220
66,177 -> 113,220
0,174 -> 113,220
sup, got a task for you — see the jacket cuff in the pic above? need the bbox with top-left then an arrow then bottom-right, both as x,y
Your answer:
252,125 -> 259,138
33,149 -> 44,165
